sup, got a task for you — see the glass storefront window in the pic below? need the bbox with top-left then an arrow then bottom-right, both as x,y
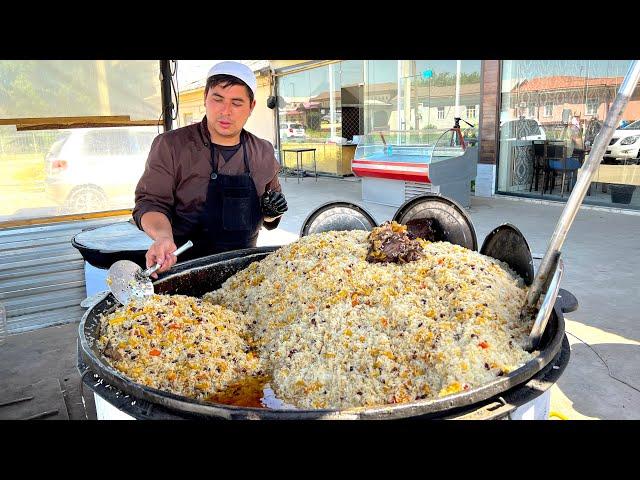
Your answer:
498,60 -> 640,208
362,60 -> 481,149
277,61 -> 364,176
275,60 -> 481,178
364,60 -> 480,137
0,61 -> 162,224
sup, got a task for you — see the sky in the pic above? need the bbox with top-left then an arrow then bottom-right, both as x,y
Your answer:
176,60 -> 219,89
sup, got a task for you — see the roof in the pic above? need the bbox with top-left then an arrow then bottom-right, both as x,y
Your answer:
309,82 -> 481,103
514,76 -> 624,92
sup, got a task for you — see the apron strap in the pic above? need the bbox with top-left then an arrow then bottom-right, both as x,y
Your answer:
209,132 -> 250,176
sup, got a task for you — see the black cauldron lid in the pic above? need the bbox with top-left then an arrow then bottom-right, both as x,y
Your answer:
71,220 -> 152,269
480,224 -> 534,285
392,194 -> 478,250
300,201 -> 378,237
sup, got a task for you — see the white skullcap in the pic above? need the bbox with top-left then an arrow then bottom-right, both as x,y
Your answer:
206,61 -> 257,98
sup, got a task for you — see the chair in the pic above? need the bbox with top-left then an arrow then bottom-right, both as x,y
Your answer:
544,146 -> 584,197
529,141 -> 546,192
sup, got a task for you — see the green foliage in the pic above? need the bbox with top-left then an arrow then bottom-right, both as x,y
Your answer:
306,111 -> 321,130
416,71 -> 480,87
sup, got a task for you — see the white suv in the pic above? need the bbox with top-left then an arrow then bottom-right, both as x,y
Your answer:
280,122 -> 305,139
604,120 -> 640,163
44,126 -> 159,214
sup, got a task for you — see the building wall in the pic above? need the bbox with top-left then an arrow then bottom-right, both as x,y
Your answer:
244,72 -> 276,145
178,90 -> 205,127
476,60 -> 500,197
479,60 -> 500,166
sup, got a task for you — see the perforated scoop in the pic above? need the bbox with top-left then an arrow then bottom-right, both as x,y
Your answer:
106,241 -> 193,305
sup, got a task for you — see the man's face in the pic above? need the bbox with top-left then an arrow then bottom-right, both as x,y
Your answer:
205,82 -> 255,142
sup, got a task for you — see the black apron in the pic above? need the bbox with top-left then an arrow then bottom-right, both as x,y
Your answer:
175,133 -> 262,261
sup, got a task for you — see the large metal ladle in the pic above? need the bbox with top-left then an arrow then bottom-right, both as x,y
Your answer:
525,60 -> 640,350
106,240 -> 193,305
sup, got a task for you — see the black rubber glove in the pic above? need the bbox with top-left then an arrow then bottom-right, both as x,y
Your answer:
261,190 -> 288,218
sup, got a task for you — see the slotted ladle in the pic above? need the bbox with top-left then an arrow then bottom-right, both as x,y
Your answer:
106,240 -> 193,305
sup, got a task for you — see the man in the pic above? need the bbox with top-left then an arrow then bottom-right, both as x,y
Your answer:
133,61 -> 287,277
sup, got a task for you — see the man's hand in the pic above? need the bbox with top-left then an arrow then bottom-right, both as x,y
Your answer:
145,236 -> 177,279
261,190 -> 288,220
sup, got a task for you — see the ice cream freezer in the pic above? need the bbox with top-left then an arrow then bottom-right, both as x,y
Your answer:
352,132 -> 478,208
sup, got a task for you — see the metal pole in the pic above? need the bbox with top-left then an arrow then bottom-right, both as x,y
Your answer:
160,60 -> 174,131
455,60 -> 461,118
525,60 -> 640,309
329,63 -> 336,141
428,77 -> 431,129
272,70 -> 282,165
397,60 -> 402,132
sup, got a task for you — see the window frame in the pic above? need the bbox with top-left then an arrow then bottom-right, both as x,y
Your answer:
466,105 -> 477,119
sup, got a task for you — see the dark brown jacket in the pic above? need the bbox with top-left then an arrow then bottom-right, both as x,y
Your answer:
133,117 -> 282,237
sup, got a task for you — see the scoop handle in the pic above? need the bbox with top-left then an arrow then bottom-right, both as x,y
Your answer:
142,240 -> 194,277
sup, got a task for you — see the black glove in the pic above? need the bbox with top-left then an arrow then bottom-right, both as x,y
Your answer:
261,190 -> 288,218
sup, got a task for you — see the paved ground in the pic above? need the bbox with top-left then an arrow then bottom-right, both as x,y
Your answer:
1,174 -> 638,419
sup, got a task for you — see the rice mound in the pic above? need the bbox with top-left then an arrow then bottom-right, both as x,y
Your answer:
204,229 -> 535,409
96,294 -> 263,402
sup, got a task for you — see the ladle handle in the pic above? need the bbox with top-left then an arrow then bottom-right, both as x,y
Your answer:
143,240 -> 194,277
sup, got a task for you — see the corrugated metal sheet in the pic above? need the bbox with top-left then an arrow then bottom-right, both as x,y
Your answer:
0,216 -> 130,335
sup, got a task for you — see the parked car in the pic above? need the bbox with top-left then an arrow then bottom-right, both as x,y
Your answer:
321,113 -> 342,124
500,118 -> 546,141
44,126 -> 159,214
280,122 -> 305,139
604,119 -> 640,163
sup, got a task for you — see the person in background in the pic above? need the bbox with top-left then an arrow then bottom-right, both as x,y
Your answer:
133,61 -> 288,276
566,116 -> 584,158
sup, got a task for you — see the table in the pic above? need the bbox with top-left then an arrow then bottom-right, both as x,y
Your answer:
282,148 -> 317,183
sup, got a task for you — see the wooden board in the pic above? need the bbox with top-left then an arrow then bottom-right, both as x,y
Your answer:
0,377 -> 69,420
0,115 -> 160,131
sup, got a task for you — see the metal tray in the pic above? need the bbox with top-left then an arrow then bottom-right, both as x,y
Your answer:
300,201 -> 378,237
480,224 -> 535,285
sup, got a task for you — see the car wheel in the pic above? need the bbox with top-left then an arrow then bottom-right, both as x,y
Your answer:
60,184 -> 109,215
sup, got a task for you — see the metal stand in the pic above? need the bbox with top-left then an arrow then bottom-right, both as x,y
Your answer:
282,148 -> 317,183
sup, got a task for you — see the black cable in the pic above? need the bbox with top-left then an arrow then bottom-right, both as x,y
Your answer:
169,60 -> 179,122
156,67 -> 165,134
155,61 -> 179,132
565,330 -> 640,394
157,109 -> 164,135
